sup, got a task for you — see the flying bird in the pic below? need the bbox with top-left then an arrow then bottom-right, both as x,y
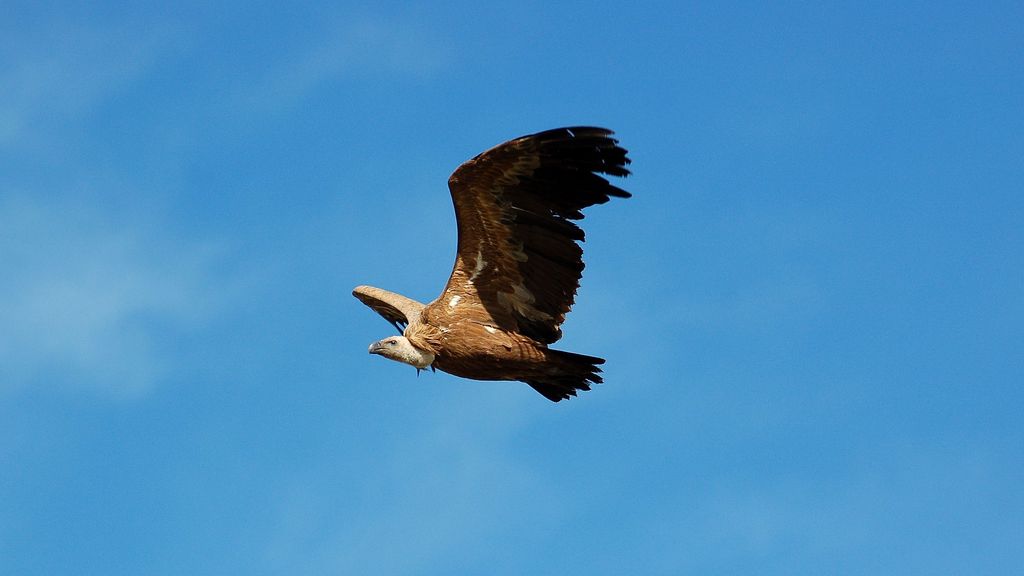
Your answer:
353,127 -> 631,401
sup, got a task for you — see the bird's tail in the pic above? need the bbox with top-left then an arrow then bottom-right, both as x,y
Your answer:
525,349 -> 605,402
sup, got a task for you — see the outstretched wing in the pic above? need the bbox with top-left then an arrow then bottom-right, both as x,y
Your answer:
352,285 -> 426,332
424,127 -> 630,344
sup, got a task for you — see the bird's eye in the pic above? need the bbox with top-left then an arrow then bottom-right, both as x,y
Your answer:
387,340 -> 397,346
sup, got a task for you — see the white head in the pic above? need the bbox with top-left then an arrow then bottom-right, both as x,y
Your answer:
368,335 -> 435,369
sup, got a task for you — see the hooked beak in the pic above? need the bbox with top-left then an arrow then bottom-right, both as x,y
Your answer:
368,341 -> 384,355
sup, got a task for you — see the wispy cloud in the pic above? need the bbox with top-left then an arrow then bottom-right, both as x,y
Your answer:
0,194 -> 226,398
0,18 -> 170,148
236,16 -> 448,112
634,439 -> 1019,574
261,392 -> 562,575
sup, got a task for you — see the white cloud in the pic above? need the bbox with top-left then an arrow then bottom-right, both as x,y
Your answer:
0,194 -> 226,398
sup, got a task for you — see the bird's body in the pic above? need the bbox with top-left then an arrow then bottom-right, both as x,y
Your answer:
354,127 -> 631,401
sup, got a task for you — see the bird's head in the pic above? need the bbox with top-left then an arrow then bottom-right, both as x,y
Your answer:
368,335 -> 435,369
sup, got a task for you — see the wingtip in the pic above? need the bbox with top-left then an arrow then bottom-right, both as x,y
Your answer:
352,285 -> 382,299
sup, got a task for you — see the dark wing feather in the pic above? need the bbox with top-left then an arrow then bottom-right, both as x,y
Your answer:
424,127 -> 630,344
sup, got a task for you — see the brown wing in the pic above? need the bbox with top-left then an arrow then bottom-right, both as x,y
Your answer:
352,285 -> 426,332
423,127 -> 630,344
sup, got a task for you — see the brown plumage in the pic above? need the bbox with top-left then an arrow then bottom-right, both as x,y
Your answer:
354,127 -> 631,401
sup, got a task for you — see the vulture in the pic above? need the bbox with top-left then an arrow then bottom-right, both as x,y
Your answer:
353,127 -> 631,401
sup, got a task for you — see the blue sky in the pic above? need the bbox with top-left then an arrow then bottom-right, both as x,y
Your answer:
2,2 -> 1022,574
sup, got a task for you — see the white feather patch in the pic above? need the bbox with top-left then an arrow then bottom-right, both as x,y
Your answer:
497,284 -> 552,321
448,295 -> 462,308
469,248 -> 488,282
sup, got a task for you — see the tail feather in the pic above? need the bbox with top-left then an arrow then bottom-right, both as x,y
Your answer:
525,349 -> 605,402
